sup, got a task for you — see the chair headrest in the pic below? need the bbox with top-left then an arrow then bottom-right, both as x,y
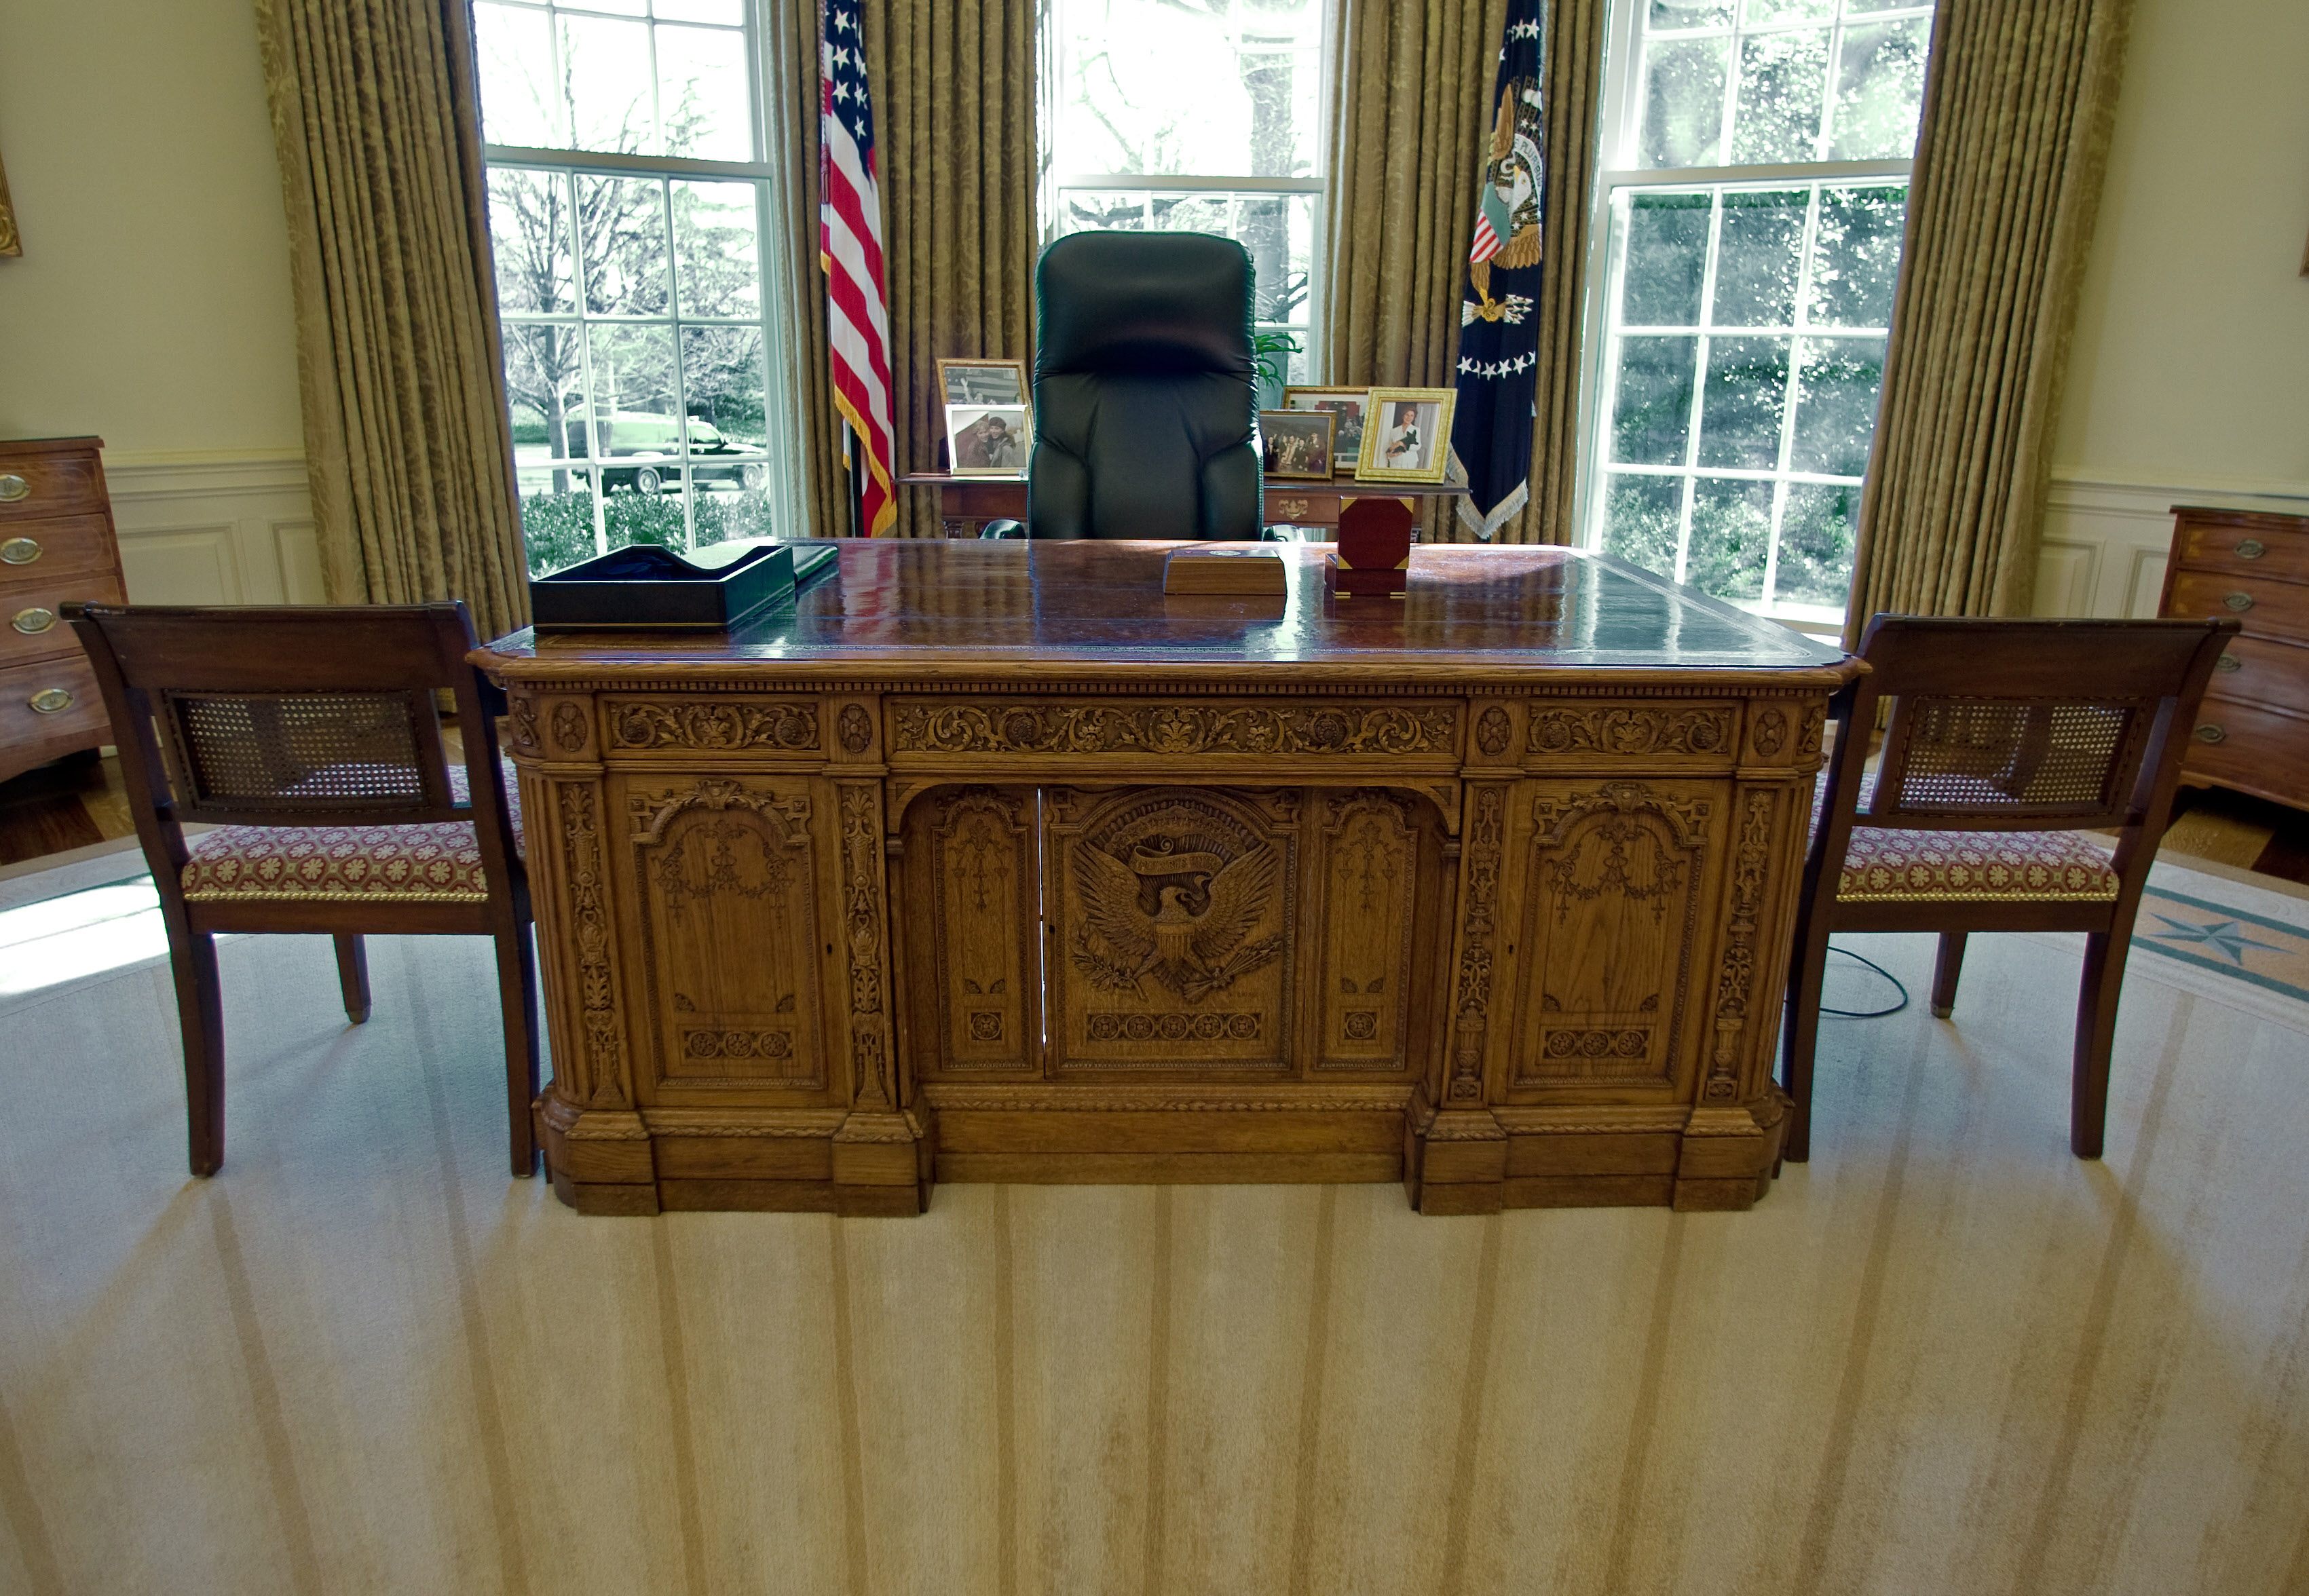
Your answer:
1034,231 -> 1256,379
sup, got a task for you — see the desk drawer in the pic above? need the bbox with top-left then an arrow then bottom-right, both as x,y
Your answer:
0,453 -> 107,522
0,513 -> 119,581
2165,569 -> 2309,643
2185,698 -> 2309,808
0,653 -> 108,749
2175,520 -> 2309,585
2207,634 -> 2309,720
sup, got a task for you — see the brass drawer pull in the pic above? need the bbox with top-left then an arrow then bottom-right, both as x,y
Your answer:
0,537 -> 39,565
0,474 -> 27,504
2224,591 -> 2254,613
2195,723 -> 2227,745
2215,652 -> 2241,672
11,606 -> 56,635
2235,538 -> 2266,560
27,687 -> 75,715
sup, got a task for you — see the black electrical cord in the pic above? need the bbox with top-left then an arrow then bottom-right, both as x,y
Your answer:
1818,943 -> 1910,1019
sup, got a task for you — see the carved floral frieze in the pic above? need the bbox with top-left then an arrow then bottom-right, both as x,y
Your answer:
893,700 -> 1457,758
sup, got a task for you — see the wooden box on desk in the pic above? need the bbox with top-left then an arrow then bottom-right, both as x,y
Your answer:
2159,506 -> 2309,810
0,438 -> 124,785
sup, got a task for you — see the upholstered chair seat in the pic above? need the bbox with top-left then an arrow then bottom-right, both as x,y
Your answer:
182,763 -> 524,904
1809,774 -> 2120,904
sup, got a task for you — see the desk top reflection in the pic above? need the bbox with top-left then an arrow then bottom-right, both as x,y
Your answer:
484,539 -> 1849,683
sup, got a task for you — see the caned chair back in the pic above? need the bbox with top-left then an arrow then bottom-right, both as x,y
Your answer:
64,603 -> 511,839
1836,615 -> 2236,835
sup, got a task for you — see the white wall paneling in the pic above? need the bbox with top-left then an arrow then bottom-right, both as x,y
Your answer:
104,453 -> 321,606
2034,473 -> 2309,619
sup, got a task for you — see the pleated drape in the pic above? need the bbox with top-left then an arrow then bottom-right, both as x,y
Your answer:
1324,0 -> 1604,544
861,0 -> 1038,539
763,0 -> 846,541
255,0 -> 529,639
1847,0 -> 2133,637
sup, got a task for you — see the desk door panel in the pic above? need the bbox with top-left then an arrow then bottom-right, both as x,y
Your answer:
615,773 -> 838,1099
901,785 -> 1044,1076
1505,778 -> 1727,1096
1309,788 -> 1438,1074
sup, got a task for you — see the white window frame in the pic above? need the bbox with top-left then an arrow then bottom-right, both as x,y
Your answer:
1573,0 -> 1928,629
1043,0 -> 1338,379
478,0 -> 806,560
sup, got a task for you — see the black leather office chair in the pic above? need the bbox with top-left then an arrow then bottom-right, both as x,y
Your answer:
986,231 -> 1264,542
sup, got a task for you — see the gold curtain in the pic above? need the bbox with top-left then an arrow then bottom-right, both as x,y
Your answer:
764,0 -> 846,541
255,0 -> 529,639
861,0 -> 1038,538
1847,0 -> 2134,636
1324,0 -> 1604,544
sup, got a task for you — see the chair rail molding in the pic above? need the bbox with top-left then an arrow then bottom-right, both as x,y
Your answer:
2035,470 -> 2309,621
103,450 -> 320,607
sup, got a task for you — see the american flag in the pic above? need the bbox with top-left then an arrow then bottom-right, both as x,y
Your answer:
819,3 -> 895,536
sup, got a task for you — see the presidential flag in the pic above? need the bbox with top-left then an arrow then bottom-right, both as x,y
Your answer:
1449,1 -> 1547,542
820,3 -> 896,535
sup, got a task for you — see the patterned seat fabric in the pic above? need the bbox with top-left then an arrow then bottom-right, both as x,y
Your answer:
1811,773 -> 2119,904
182,763 -> 523,903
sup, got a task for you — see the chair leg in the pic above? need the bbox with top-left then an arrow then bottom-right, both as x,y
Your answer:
1930,932 -> 1967,1019
495,914 -> 542,1178
170,930 -> 228,1177
333,934 -> 371,1024
1780,913 -> 1836,1164
2071,929 -> 2133,1160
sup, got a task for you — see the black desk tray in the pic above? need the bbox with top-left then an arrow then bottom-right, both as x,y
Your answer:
530,540 -> 836,631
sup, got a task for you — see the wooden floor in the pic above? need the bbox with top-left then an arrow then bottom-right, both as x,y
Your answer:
3,746 -> 2308,886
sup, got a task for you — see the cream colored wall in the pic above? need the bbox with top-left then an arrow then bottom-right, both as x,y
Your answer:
2035,0 -> 2309,617
0,0 -> 321,602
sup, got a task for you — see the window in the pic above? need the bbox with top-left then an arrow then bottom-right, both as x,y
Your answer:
1045,0 -> 1333,387
473,0 -> 804,575
1581,0 -> 1931,624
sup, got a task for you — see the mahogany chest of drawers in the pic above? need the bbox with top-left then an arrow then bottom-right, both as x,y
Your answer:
2159,506 -> 2309,812
0,438 -> 126,786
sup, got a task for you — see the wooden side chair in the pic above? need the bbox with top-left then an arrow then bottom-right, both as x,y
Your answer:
1783,614 -> 2235,1163
64,602 -> 539,1178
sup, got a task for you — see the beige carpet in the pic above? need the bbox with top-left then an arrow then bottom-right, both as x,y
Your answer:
2,862 -> 2308,1595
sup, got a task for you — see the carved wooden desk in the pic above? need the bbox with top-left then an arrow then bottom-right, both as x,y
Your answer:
479,541 -> 1856,1217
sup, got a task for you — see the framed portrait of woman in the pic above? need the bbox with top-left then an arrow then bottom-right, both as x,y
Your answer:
1355,387 -> 1456,484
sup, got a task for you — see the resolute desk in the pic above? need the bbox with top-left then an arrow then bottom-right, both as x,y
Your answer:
480,540 -> 1857,1216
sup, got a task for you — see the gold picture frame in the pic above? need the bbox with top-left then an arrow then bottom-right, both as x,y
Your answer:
1259,410 -> 1334,481
0,149 -> 20,258
937,358 -> 1030,411
1281,385 -> 1370,473
1355,387 -> 1456,484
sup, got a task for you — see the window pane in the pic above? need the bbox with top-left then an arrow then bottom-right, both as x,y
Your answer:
1729,27 -> 1827,164
1807,185 -> 1905,328
656,23 -> 753,162
1829,17 -> 1930,159
1696,335 -> 1788,469
1742,0 -> 1832,21
1621,193 -> 1711,327
671,180 -> 761,319
1237,193 -> 1313,322
579,177 -> 672,316
561,14 -> 657,154
517,468 -> 601,577
681,325 -> 768,452
1602,473 -> 1683,577
1686,476 -> 1772,600
1710,189 -> 1805,327
1150,193 -> 1233,235
1058,3 -> 1319,178
1640,38 -> 1728,168
1649,0 -> 1733,27
1059,191 -> 1148,231
694,482 -> 785,548
1778,482 -> 1861,606
1611,336 -> 1699,465
488,169 -> 576,315
584,324 -> 681,470
604,475 -> 691,551
656,0 -> 743,22
474,3 -> 564,149
1789,335 -> 1885,474
502,324 -> 586,460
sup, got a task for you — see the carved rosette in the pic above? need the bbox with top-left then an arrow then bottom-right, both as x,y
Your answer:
1528,706 -> 1735,759
1750,707 -> 1788,759
1446,786 -> 1507,1103
1706,788 -> 1776,1101
607,699 -> 819,753
550,701 -> 591,755
1476,705 -> 1513,758
838,704 -> 875,756
558,783 -> 626,1107
838,784 -> 895,1108
891,700 -> 1457,758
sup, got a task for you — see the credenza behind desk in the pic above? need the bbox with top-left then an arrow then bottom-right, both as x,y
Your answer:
481,541 -> 1858,1217
898,471 -> 1473,537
